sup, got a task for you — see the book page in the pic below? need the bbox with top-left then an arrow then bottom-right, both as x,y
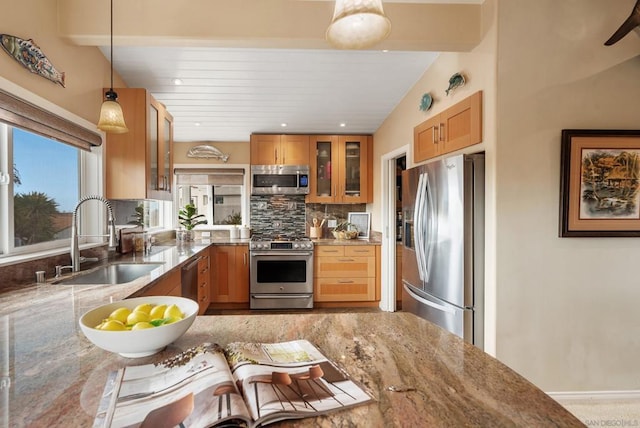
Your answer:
224,340 -> 374,425
95,345 -> 252,428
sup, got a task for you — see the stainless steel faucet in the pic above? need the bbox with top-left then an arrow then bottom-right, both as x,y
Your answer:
69,195 -> 118,272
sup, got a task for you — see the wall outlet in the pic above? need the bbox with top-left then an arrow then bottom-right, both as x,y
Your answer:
287,202 -> 296,210
257,201 -> 267,209
201,231 -> 211,237
328,219 -> 337,228
273,221 -> 282,228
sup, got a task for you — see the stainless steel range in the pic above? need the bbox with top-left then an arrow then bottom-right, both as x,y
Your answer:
249,235 -> 314,309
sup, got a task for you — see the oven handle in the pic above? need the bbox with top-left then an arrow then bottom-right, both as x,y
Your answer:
252,294 -> 314,299
250,251 -> 314,257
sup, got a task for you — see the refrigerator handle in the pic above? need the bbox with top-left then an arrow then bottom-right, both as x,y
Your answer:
423,172 -> 435,282
414,173 -> 426,281
403,283 -> 456,315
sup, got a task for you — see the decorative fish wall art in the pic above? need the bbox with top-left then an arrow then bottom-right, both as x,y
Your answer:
0,34 -> 65,87
187,144 -> 230,162
445,72 -> 466,96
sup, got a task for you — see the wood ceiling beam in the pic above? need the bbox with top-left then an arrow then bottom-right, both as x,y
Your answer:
58,0 -> 482,52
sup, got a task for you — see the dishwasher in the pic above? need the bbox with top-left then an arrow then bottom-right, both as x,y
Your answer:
181,255 -> 201,302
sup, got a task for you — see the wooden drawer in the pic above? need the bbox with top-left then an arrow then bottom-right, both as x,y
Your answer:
315,245 -> 374,257
344,246 -> 375,257
315,256 -> 375,278
314,277 -> 376,301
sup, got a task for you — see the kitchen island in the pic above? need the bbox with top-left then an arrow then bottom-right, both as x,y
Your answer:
2,297 -> 582,426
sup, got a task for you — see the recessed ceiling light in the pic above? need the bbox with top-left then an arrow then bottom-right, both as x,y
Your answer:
172,78 -> 183,85
339,123 -> 346,127
194,122 -> 201,127
281,123 -> 288,127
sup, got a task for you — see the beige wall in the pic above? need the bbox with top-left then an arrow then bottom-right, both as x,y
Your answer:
494,0 -> 640,391
0,0 -> 122,127
376,0 -> 640,392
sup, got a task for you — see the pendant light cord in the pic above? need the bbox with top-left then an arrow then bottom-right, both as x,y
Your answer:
110,0 -> 114,91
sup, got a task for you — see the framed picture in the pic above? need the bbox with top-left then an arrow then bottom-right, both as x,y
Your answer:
560,129 -> 640,237
348,212 -> 370,239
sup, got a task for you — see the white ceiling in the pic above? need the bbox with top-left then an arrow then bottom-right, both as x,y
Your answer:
105,46 -> 439,143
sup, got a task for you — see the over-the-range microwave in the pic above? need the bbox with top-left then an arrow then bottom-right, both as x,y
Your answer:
251,165 -> 310,195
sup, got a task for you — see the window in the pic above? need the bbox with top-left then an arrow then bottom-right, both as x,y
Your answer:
0,124 -> 86,255
175,167 -> 248,227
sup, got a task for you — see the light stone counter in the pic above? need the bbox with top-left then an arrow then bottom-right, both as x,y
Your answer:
1,292 -> 583,427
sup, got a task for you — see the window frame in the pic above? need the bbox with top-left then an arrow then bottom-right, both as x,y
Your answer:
0,81 -> 104,263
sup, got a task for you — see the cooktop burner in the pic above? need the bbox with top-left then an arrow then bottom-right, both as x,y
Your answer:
250,234 -> 313,250
250,234 -> 310,242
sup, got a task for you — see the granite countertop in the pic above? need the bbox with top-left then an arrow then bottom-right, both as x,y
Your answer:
1,301 -> 582,426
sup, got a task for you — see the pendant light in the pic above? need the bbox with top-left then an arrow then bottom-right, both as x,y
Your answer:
326,0 -> 391,49
97,0 -> 128,133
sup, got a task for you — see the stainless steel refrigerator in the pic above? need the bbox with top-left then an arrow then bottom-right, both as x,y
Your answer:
402,153 -> 484,349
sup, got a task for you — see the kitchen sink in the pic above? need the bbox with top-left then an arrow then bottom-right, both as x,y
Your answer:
54,262 -> 165,285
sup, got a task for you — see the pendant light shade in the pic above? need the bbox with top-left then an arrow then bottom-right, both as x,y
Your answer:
97,90 -> 128,133
97,0 -> 128,133
326,0 -> 391,49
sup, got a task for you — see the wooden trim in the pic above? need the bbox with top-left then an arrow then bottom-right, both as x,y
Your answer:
0,88 -> 101,150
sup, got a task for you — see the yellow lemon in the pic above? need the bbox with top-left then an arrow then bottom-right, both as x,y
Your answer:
126,310 -> 150,325
164,316 -> 181,325
163,304 -> 184,320
99,320 -> 126,331
131,321 -> 154,330
149,304 -> 167,320
108,307 -> 132,324
133,303 -> 153,314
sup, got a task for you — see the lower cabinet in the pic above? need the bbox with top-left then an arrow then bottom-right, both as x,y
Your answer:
314,245 -> 380,306
210,245 -> 249,305
139,268 -> 181,297
197,248 -> 211,315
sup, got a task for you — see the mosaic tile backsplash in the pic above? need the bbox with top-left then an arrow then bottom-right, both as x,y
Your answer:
249,194 -> 307,237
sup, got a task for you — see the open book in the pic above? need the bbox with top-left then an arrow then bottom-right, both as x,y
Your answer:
93,340 -> 374,427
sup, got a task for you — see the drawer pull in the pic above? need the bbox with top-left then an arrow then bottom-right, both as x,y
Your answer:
338,258 -> 355,262
338,280 -> 354,284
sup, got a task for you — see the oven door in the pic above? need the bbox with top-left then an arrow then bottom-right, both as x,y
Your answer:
250,251 -> 313,294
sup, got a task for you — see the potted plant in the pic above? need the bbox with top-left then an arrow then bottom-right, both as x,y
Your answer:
178,204 -> 207,240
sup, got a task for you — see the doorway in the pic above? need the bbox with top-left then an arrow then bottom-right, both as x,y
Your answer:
379,146 -> 408,312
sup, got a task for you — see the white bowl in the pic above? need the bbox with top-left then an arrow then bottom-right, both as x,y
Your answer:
79,296 -> 198,358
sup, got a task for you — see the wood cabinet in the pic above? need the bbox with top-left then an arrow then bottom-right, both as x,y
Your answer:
414,91 -> 482,163
314,245 -> 379,305
250,134 -> 309,165
197,248 -> 211,315
210,245 -> 249,304
308,135 -> 373,203
104,88 -> 174,200
138,268 -> 181,297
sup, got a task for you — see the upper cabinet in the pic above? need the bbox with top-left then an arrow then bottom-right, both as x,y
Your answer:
414,91 -> 482,163
104,88 -> 174,200
308,135 -> 372,204
250,134 -> 309,165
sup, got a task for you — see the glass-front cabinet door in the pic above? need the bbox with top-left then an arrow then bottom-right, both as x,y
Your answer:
147,97 -> 173,200
340,136 -> 369,203
309,135 -> 338,203
308,135 -> 370,203
148,101 -> 159,195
